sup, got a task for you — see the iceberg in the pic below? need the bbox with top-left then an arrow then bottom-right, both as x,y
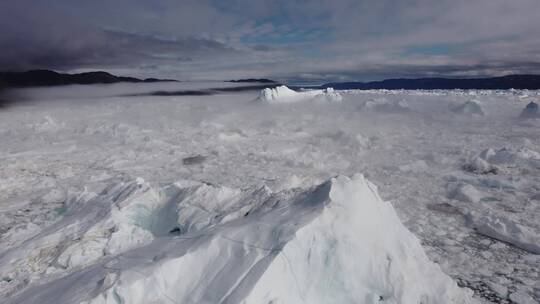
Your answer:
520,101 -> 539,119
450,100 -> 485,116
258,85 -> 342,103
4,175 -> 475,304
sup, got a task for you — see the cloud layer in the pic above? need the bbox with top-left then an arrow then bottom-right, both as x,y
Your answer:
1,0 -> 540,82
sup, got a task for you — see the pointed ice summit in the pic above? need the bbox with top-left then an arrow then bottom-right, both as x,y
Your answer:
4,175 -> 475,304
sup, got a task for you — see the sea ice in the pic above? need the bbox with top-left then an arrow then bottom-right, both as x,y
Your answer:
2,84 -> 539,303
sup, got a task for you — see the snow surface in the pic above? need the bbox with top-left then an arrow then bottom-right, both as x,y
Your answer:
1,84 -> 540,303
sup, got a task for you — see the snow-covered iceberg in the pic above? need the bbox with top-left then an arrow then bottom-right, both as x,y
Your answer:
258,85 -> 342,103
450,100 -> 485,116
520,101 -> 539,119
3,175 -> 475,304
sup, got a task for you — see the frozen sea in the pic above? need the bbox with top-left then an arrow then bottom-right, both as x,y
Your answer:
0,82 -> 539,303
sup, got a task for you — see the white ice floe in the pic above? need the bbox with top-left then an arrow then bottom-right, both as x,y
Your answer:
466,212 -> 540,254
482,147 -> 540,165
4,175 -> 475,304
464,147 -> 540,174
399,160 -> 430,173
258,85 -> 342,103
509,291 -> 538,304
364,97 -> 410,112
450,100 -> 485,116
448,183 -> 484,203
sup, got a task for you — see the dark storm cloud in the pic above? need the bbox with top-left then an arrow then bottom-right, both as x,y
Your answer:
0,1 -> 240,71
0,29 -> 233,70
1,0 -> 540,81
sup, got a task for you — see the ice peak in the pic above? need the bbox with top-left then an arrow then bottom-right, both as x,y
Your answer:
4,174 -> 475,304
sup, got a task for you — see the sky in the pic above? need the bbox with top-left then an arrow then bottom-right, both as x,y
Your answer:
1,0 -> 540,82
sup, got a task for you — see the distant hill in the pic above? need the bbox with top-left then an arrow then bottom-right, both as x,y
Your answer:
228,78 -> 276,83
0,70 -> 177,88
321,75 -> 540,90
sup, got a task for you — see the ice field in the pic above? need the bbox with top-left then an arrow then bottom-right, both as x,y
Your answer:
0,83 -> 539,303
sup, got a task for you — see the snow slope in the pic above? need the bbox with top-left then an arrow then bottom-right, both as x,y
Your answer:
4,175 -> 474,304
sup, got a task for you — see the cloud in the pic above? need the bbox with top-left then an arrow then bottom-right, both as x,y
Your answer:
0,1 -> 242,72
1,0 -> 540,81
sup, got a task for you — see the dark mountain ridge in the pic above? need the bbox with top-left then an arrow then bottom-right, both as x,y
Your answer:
0,70 -> 177,88
321,75 -> 540,90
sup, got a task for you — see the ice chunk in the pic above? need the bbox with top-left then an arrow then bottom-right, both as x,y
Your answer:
463,155 -> 498,174
466,212 -> 540,254
450,100 -> 485,116
520,101 -> 539,119
364,97 -> 410,112
487,282 -> 507,298
509,291 -> 537,304
259,85 -> 298,102
464,147 -> 540,174
399,160 -> 429,173
448,183 -> 484,203
40,188 -> 67,204
486,147 -> 540,165
182,154 -> 207,165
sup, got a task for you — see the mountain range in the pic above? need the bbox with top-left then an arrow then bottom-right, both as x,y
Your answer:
2,70 -> 540,90
320,75 -> 540,90
0,70 -> 176,88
